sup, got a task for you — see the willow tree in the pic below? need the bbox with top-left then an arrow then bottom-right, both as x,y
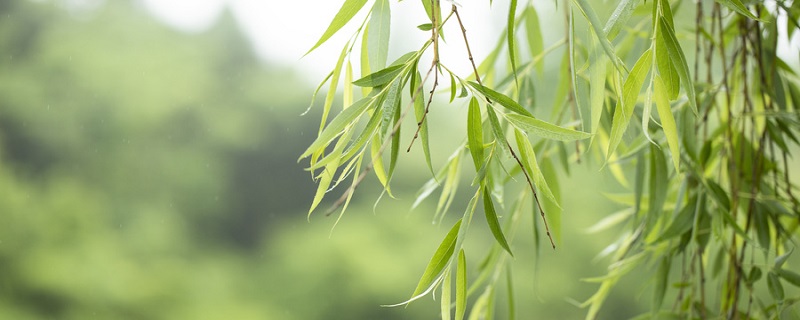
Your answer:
300,0 -> 800,318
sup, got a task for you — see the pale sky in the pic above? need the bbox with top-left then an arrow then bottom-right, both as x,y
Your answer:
140,0 -> 512,82
141,0 -> 799,83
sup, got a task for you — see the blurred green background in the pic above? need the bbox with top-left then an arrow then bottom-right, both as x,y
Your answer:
4,1 -> 776,319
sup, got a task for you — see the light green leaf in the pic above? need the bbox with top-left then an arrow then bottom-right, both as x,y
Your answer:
441,269 -> 452,320
411,219 -> 462,298
590,46 -> 607,136
412,72 -> 434,174
607,49 -> 652,157
767,272 -> 785,301
647,145 -> 668,217
456,249 -> 467,320
484,188 -> 513,256
655,29 -> 680,100
486,107 -> 511,154
716,0 -> 760,20
371,133 -> 393,196
572,0 -> 624,72
659,18 -> 698,114
524,5 -> 544,74
353,64 -> 404,87
654,201 -> 694,242
450,72 -> 457,103
468,98 -> 485,172
514,130 -> 559,208
367,0 -> 391,70
603,0 -> 637,40
468,82 -> 533,117
653,256 -> 670,312
508,0 -> 519,88
506,265 -> 516,320
506,113 -> 591,141
540,158 -> 562,243
654,75 -> 681,170
300,96 -> 374,160
306,0 -> 369,55
775,249 -> 793,269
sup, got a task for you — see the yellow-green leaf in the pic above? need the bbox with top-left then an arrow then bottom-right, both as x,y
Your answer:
353,64 -> 404,87
506,113 -> 591,141
654,75 -> 681,170
300,96 -> 374,160
524,5 -> 544,74
607,49 -> 652,157
658,18 -> 697,114
367,0 -> 391,70
411,219 -> 462,297
456,249 -> 467,320
306,0 -> 369,55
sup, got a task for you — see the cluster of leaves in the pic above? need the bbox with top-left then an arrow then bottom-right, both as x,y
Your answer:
301,0 -> 800,318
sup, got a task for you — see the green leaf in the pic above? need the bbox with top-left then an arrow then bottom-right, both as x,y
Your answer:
441,268 -> 451,320
353,64 -> 404,87
647,145 -> 668,218
655,29 -> 680,100
300,96 -> 374,160
658,18 -> 698,115
411,219 -> 462,298
367,0 -> 391,71
607,49 -> 652,157
775,249 -> 793,269
508,0 -> 519,88
412,72 -> 434,174
767,272 -> 785,301
486,107 -> 511,155
653,256 -> 670,312
506,265 -> 516,320
506,113 -> 591,141
540,158 -> 562,243
381,76 -> 404,135
590,46 -> 607,136
603,0 -> 637,40
468,82 -> 533,117
468,98 -> 485,172
449,72 -> 457,103
306,0 -> 369,55
456,249 -> 467,320
417,23 -> 432,31
716,0 -> 760,20
655,201 -> 695,242
654,76 -> 681,170
514,130 -> 559,208
572,0 -> 624,72
777,269 -> 800,287
524,6 -> 544,74
483,188 -> 513,256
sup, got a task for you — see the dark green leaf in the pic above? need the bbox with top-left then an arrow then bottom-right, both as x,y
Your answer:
468,82 -> 533,117
777,269 -> 800,287
484,188 -> 513,256
468,97 -> 485,172
768,272 -> 785,300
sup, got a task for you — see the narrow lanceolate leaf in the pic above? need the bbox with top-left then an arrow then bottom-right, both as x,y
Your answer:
653,256 -> 670,312
306,0 -> 369,55
777,269 -> 800,287
540,158 -> 562,243
300,96 -> 374,160
572,0 -> 624,71
484,188 -> 513,256
658,18 -> 697,114
412,72 -> 434,174
367,0 -> 391,71
468,82 -> 533,117
508,0 -> 519,88
506,113 -> 591,141
455,250 -> 467,320
647,146 -> 668,218
468,98 -> 485,172
716,0 -> 760,20
486,107 -> 511,154
524,5 -> 544,74
441,269 -> 452,320
655,28 -> 680,100
411,219 -> 462,298
590,45 -> 607,136
353,64 -> 404,87
654,76 -> 681,170
603,0 -> 637,40
514,130 -> 559,208
607,49 -> 652,157
767,272 -> 785,300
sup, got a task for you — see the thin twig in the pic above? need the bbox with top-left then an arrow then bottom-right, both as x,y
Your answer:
407,0 -> 442,152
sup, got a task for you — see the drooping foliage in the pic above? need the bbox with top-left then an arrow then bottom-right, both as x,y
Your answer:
302,0 -> 800,318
